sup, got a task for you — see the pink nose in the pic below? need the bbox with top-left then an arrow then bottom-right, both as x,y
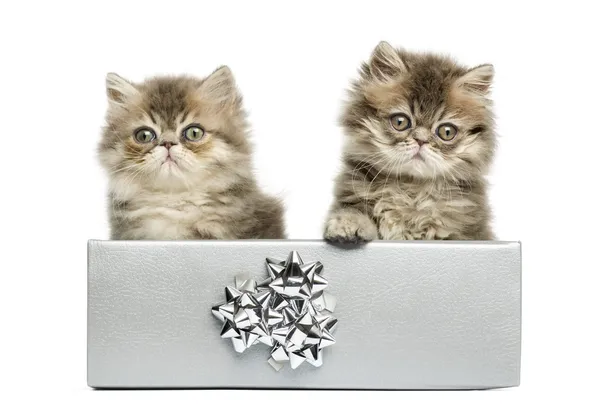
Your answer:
162,142 -> 175,150
416,139 -> 427,147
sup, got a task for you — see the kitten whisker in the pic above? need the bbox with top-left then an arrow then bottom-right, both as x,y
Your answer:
107,163 -> 143,175
362,155 -> 398,213
350,153 -> 389,201
348,152 -> 389,194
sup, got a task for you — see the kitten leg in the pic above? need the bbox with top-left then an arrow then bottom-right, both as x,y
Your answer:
324,208 -> 378,243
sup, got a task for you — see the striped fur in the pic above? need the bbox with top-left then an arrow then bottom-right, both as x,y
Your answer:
324,42 -> 496,242
99,67 -> 285,240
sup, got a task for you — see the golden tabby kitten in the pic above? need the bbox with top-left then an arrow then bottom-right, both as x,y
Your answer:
324,42 -> 495,242
99,67 -> 285,240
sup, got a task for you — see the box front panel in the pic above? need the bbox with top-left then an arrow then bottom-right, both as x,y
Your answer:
87,240 -> 521,389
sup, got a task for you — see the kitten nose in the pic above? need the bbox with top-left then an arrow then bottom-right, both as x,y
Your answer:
161,142 -> 176,150
416,139 -> 428,147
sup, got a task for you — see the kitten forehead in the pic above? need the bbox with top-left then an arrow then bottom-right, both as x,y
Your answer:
360,49 -> 490,126
138,76 -> 202,129
400,53 -> 467,120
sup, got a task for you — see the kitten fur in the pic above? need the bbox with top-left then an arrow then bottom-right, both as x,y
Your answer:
99,67 -> 285,240
324,42 -> 496,242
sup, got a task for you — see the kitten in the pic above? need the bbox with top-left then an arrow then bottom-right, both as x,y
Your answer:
324,42 -> 496,242
99,66 -> 285,240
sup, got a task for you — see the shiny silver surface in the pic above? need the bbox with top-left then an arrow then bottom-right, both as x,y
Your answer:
87,240 -> 521,389
212,251 -> 337,371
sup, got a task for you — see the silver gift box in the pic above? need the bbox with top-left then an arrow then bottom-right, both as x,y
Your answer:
87,240 -> 521,390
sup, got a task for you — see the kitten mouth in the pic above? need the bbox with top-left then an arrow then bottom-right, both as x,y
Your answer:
412,152 -> 424,161
163,156 -> 178,166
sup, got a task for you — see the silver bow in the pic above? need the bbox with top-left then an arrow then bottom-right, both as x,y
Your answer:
212,251 -> 338,370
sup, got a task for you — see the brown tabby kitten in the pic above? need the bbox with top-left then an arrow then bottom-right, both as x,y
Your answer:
324,42 -> 496,242
99,67 -> 285,240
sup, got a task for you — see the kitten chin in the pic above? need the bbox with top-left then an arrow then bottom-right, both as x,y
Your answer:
324,42 -> 496,242
99,67 -> 285,240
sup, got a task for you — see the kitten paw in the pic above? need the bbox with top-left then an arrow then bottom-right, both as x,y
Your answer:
324,211 -> 378,244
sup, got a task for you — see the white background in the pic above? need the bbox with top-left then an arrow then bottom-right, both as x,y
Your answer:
1,0 -> 598,402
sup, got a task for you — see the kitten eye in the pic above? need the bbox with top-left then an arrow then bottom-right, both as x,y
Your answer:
390,113 -> 412,132
436,123 -> 458,141
182,125 -> 205,142
134,128 -> 156,143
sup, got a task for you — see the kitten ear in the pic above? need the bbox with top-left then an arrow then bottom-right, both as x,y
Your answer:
368,41 -> 407,79
456,64 -> 495,96
199,66 -> 239,106
106,73 -> 139,105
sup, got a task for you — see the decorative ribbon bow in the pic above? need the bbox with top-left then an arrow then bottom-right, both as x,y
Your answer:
212,251 -> 338,370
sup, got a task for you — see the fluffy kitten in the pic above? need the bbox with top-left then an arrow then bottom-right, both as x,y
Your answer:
99,67 -> 285,240
324,42 -> 496,242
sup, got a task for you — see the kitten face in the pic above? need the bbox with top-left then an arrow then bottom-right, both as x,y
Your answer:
342,42 -> 496,181
99,67 -> 250,192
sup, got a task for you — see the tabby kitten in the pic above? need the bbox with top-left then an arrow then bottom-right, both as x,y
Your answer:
99,67 -> 285,240
324,42 -> 496,242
